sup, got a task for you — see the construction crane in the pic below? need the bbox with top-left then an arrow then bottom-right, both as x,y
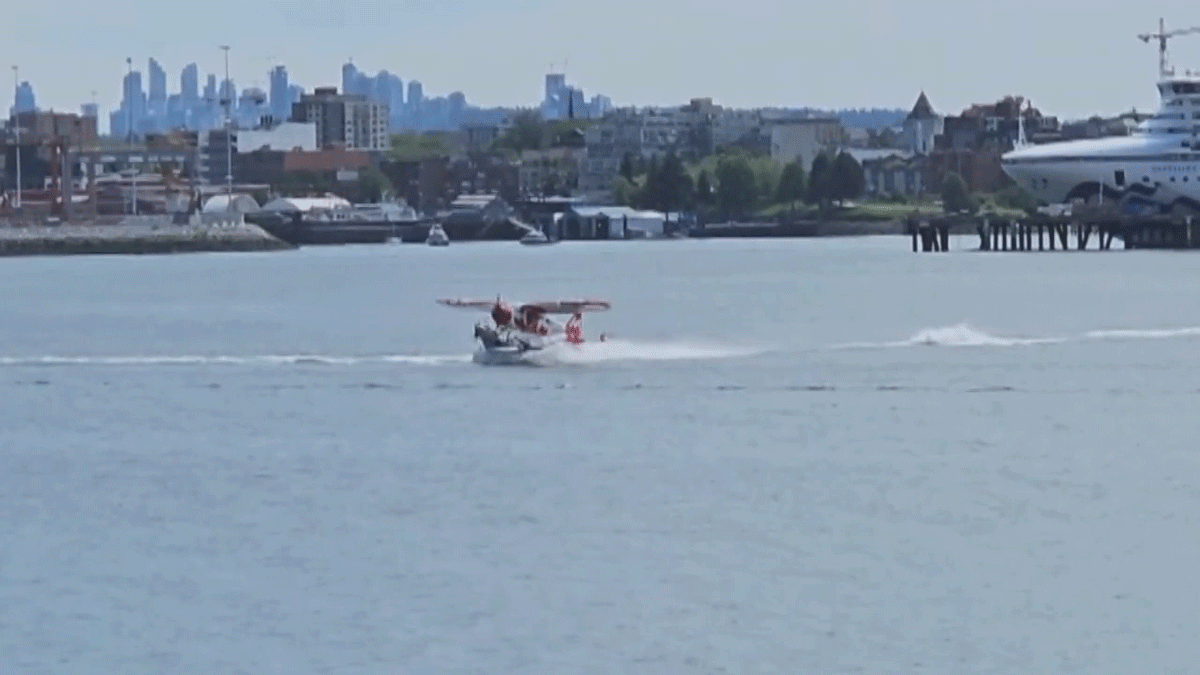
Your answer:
1138,17 -> 1200,77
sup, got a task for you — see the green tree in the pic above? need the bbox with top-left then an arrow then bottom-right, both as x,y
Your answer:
714,155 -> 758,218
619,152 -> 636,183
612,176 -> 639,206
648,151 -> 694,212
776,160 -> 807,205
829,151 -> 865,203
493,109 -> 545,152
695,169 -> 713,205
754,159 -> 782,205
940,171 -> 975,214
995,184 -> 1039,215
390,133 -> 450,160
806,152 -> 832,206
356,165 -> 392,202
546,119 -> 590,148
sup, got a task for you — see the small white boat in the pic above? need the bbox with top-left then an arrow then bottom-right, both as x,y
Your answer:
519,229 -> 555,246
426,223 -> 450,246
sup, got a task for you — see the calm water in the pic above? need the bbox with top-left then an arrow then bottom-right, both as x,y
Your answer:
3,236 -> 1200,673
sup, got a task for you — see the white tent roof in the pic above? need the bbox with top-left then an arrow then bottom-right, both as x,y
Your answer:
201,194 -> 261,213
261,196 -> 352,212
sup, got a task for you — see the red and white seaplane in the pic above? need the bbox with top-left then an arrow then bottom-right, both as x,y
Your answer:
437,296 -> 610,364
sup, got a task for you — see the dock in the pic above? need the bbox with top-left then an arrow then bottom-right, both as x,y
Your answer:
908,207 -> 1200,253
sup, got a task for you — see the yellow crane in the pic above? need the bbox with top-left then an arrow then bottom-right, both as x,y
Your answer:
1138,17 -> 1200,77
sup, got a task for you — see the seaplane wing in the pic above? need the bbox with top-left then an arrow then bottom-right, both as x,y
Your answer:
520,299 -> 612,314
436,298 -> 499,311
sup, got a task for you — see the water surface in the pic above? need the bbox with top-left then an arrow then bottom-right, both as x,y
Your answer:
2,237 -> 1199,673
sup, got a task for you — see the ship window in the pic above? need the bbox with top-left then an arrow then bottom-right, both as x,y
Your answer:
1114,170 -> 1126,186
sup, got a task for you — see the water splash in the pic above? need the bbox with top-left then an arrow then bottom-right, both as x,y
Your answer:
522,338 -> 764,366
833,321 -> 1200,351
906,323 -> 1067,348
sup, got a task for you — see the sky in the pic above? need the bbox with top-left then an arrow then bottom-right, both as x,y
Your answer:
7,0 -> 1200,121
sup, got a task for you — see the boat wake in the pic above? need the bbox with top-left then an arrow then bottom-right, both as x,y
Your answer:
519,338 -> 764,367
0,354 -> 473,368
831,321 -> 1200,350
5,322 -> 1198,370
0,339 -> 765,370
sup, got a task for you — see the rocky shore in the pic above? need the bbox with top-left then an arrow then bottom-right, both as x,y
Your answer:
0,215 -> 294,257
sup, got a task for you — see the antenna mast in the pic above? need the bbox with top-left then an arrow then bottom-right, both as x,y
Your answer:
1138,17 -> 1200,77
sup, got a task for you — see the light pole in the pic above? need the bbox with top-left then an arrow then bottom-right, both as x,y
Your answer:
220,45 -> 232,209
127,57 -> 138,215
11,65 -> 21,211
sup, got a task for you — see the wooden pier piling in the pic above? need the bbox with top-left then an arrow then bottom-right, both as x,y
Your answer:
909,218 -> 950,252
912,207 -> 1200,254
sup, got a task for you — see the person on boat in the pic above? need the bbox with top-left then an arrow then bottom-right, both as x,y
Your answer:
565,313 -> 584,344
514,305 -> 549,335
490,299 -> 513,329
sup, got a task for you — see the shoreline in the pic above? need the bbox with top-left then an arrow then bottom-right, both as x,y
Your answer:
0,216 -> 295,257
692,218 -> 966,238
0,215 -> 974,257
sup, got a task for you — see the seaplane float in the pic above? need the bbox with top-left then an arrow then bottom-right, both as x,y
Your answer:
437,296 -> 610,365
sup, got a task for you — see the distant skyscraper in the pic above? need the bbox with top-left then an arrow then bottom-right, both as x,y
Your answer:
148,58 -> 167,104
203,74 -> 217,106
121,68 -> 146,137
269,65 -> 290,122
12,81 -> 36,114
181,63 -> 199,104
545,73 -> 567,102
371,71 -> 390,106
220,78 -> 236,115
407,80 -> 423,106
81,102 -> 99,119
342,61 -> 359,96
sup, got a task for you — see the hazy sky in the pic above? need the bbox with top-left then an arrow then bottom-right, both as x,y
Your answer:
7,0 -> 1200,121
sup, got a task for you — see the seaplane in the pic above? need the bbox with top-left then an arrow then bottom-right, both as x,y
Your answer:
437,296 -> 610,365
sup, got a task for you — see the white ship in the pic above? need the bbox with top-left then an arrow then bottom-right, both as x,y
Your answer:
1001,19 -> 1200,215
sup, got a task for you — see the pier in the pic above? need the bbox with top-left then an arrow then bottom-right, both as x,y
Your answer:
909,208 -> 1200,253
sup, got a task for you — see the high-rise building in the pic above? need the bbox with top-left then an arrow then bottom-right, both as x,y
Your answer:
13,81 -> 37,115
269,65 -> 290,122
119,68 -> 146,138
181,63 -> 199,104
341,62 -> 359,96
203,74 -> 216,103
291,87 -> 389,150
148,58 -> 167,104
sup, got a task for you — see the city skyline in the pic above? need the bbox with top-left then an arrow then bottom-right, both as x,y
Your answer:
10,55 -> 620,137
8,0 -> 1200,121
